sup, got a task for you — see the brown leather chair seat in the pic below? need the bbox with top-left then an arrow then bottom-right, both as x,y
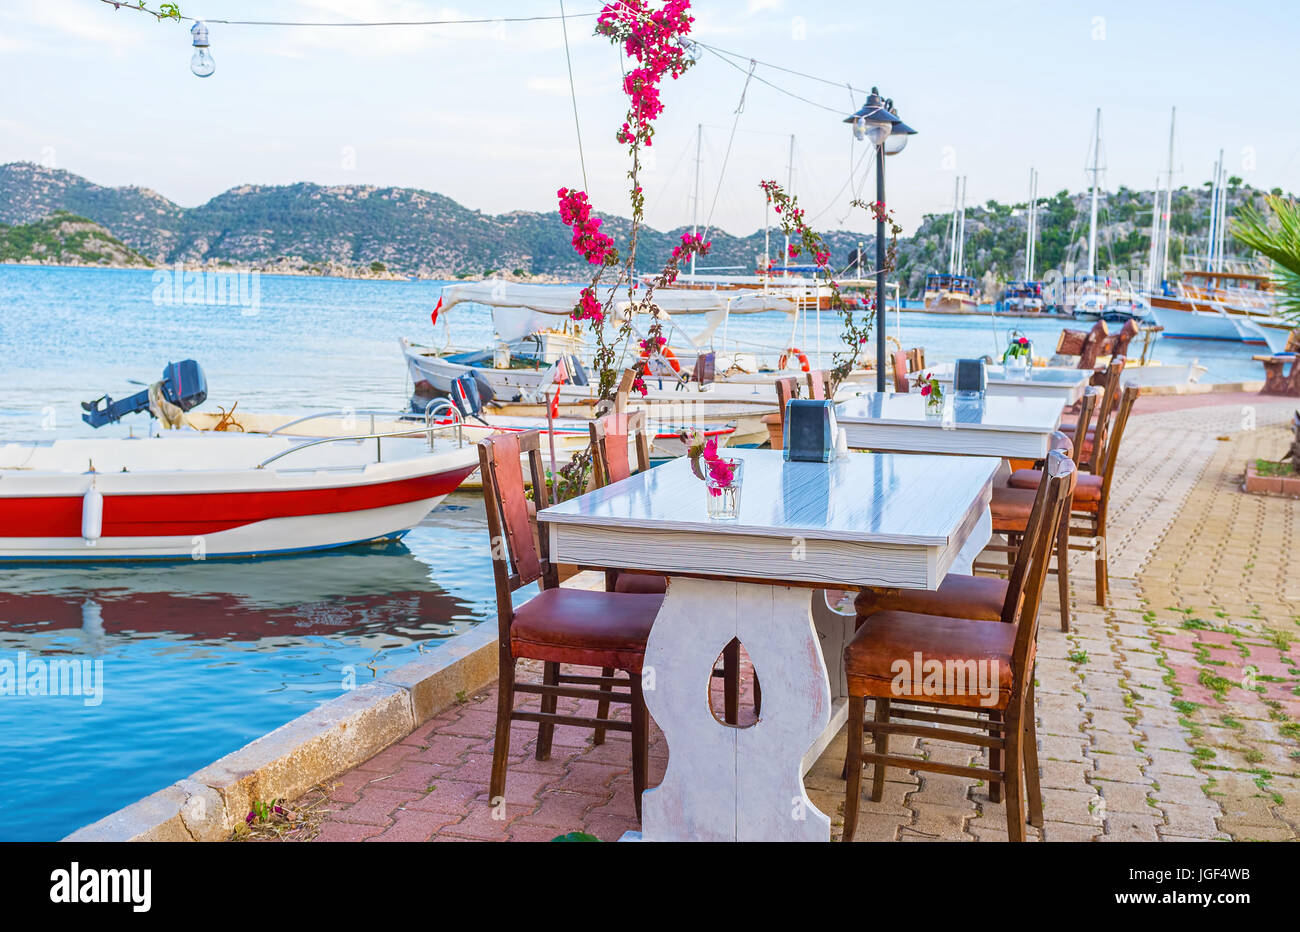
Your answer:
854,574 -> 1008,623
1006,469 -> 1103,504
843,610 -> 1021,710
510,589 -> 660,672
614,571 -> 669,595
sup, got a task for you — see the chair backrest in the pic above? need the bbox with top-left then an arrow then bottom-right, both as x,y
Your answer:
806,370 -> 828,400
691,352 -> 716,386
589,410 -> 650,487
1093,384 -> 1140,503
1072,386 -> 1099,467
891,350 -> 911,393
1000,433 -> 1072,624
775,376 -> 800,430
907,346 -> 926,371
1008,450 -> 1078,680
478,431 -> 554,632
1091,356 -> 1127,464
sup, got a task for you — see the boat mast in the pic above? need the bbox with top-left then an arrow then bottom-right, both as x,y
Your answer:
690,123 -> 702,281
947,176 -> 960,275
1216,156 -> 1228,271
783,134 -> 795,280
1160,107 -> 1176,284
1146,175 -> 1162,292
1205,151 -> 1221,272
1024,167 -> 1038,281
957,176 -> 967,277
1087,108 -> 1101,282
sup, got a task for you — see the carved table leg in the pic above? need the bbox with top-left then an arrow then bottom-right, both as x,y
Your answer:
639,577 -> 832,842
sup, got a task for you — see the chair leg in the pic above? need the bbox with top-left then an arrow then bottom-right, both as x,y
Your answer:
1004,706 -> 1027,842
592,666 -> 615,746
870,697 -> 891,802
1094,533 -> 1108,605
723,638 -> 740,725
1057,514 -> 1071,632
987,709 -> 1003,803
489,658 -> 517,803
1024,681 -> 1044,829
842,696 -> 866,842
630,672 -> 648,823
535,661 -> 559,760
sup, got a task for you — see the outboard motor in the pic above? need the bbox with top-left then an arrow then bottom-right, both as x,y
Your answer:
450,371 -> 490,423
81,359 -> 207,428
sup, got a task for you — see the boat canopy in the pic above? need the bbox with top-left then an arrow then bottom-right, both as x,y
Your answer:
438,281 -> 797,318
924,273 -> 977,294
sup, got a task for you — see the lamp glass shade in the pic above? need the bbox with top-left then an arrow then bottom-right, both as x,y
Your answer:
884,133 -> 909,155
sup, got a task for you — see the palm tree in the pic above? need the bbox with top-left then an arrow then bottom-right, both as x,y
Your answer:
1231,194 -> 1300,324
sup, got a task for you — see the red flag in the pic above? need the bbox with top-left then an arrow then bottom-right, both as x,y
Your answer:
430,296 -> 443,327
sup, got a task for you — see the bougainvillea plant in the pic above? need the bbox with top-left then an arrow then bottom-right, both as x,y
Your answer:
556,0 -> 708,402
762,181 -> 904,393
550,1 -> 709,497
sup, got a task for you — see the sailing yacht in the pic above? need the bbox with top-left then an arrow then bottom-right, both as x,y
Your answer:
924,176 -> 979,311
1067,109 -> 1150,323
1001,168 -> 1048,314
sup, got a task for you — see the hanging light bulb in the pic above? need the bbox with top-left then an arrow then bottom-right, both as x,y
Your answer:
190,21 -> 214,78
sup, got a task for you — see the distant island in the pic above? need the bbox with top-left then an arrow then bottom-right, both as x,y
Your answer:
0,161 -> 1282,297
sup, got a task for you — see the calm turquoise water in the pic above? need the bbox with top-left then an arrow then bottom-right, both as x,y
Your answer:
0,264 -> 1266,840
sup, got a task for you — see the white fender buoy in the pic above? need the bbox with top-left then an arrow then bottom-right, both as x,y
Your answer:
82,482 -> 103,545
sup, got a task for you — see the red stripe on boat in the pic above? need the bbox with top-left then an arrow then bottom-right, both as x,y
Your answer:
0,465 -> 478,538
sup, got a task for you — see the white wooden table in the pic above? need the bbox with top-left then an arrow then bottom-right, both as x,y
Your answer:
836,392 -> 1066,459
928,364 -> 1091,404
537,448 -> 1000,842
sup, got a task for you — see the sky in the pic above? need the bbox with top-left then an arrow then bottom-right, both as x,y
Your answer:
1,0 -> 1298,238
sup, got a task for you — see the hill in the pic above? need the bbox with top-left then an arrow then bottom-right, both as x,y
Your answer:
0,162 -> 1282,296
0,210 -> 152,267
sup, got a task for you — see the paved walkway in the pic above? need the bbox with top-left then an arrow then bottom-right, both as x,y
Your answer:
255,395 -> 1300,842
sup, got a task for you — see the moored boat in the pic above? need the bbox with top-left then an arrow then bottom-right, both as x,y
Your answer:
0,428 -> 479,562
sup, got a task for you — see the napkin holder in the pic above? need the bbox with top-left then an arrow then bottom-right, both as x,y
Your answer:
954,358 -> 987,398
783,399 -> 837,463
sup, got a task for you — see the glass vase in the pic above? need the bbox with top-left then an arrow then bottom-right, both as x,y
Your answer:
705,459 -> 742,520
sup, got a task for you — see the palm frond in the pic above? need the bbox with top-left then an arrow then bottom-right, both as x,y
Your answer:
1232,195 -> 1300,325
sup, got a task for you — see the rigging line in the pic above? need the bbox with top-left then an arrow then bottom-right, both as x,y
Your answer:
558,0 -> 588,191
808,145 -> 874,225
700,61 -> 756,243
700,45 -> 846,115
107,4 -> 604,28
695,39 -> 867,96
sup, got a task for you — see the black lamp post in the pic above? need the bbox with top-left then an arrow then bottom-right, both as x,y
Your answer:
844,88 -> 915,391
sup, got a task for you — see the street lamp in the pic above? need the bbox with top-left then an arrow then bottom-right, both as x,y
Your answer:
844,88 -> 915,391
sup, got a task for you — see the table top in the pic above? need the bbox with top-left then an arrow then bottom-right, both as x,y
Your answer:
836,392 -> 1064,435
539,448 -> 999,547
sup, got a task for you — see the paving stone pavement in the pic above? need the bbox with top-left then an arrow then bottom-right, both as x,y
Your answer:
260,395 -> 1299,843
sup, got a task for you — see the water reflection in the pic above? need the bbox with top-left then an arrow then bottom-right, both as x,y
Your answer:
0,542 -> 465,646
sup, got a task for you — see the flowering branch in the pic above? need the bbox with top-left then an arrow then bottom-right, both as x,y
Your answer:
556,0 -> 701,403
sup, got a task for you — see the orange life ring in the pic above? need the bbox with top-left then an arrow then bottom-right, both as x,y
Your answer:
639,344 -> 682,374
778,347 -> 810,372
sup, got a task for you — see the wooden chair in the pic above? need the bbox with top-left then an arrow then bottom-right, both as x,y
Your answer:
587,411 -> 758,723
841,450 -> 1077,842
906,346 -> 926,372
1003,384 -> 1140,606
891,350 -> 911,393
1063,356 -> 1125,471
764,376 -> 802,450
479,430 -> 658,819
806,369 -> 828,400
969,387 -> 1097,631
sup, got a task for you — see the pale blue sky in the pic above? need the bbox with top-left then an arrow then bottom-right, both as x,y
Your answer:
1,0 -> 1297,236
